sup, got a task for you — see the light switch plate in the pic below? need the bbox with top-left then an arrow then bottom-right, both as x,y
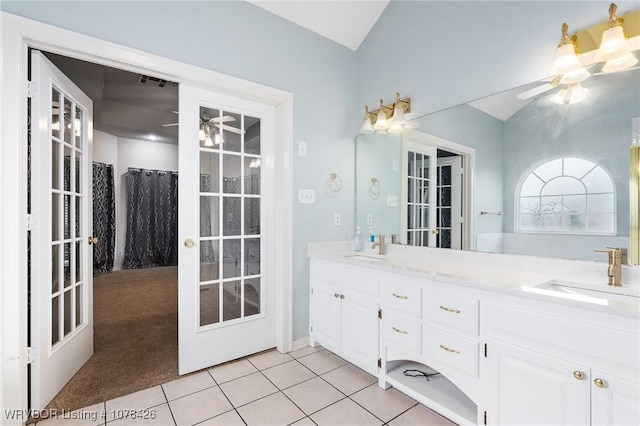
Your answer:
298,141 -> 308,157
392,159 -> 399,171
298,189 -> 315,204
387,195 -> 398,207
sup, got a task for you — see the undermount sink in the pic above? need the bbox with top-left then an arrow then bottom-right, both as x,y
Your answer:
524,279 -> 640,308
343,254 -> 386,264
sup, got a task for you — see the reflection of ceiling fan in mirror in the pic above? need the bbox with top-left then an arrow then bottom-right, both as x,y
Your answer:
161,111 -> 245,135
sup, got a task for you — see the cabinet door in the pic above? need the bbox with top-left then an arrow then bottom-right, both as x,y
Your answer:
591,371 -> 640,426
340,293 -> 379,375
310,283 -> 340,353
488,340 -> 589,425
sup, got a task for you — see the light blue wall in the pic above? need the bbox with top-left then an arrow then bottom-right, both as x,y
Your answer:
1,0 -> 357,341
357,1 -> 639,118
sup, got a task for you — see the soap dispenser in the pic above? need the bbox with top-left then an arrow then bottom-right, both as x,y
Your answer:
353,227 -> 361,252
368,226 -> 375,243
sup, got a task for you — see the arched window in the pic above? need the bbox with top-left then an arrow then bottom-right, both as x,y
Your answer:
517,157 -> 615,234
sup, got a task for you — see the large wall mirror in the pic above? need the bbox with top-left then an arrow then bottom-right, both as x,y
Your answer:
356,66 -> 639,264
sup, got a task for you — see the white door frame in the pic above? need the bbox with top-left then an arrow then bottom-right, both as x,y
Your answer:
0,12 -> 293,422
402,130 -> 475,251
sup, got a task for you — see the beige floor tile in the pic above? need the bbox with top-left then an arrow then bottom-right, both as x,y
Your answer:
197,409 -> 245,426
208,359 -> 258,384
296,350 -> 347,375
289,418 -> 316,426
162,371 -> 216,401
107,403 -> 174,426
236,392 -> 305,426
320,364 -> 377,395
219,372 -> 278,407
261,360 -> 316,390
247,349 -> 294,370
289,345 -> 324,359
283,377 -> 345,415
35,403 -> 105,426
310,398 -> 382,426
388,404 -> 457,426
105,386 -> 166,422
351,384 -> 417,422
168,387 -> 233,426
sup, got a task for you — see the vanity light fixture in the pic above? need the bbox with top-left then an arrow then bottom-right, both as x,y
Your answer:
549,83 -> 589,105
595,3 -> 638,73
549,23 -> 590,84
360,93 -> 411,135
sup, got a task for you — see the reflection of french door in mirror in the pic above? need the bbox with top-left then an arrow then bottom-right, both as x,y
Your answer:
436,155 -> 463,249
401,139 -> 437,247
179,85 -> 276,375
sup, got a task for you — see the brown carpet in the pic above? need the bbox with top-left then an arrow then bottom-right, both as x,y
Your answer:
46,266 -> 179,412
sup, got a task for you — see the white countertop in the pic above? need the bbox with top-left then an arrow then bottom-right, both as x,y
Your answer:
308,241 -> 640,318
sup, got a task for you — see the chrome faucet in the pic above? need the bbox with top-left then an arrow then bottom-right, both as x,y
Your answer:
372,235 -> 386,255
594,247 -> 627,286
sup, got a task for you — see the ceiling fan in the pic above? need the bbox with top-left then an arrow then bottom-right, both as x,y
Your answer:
162,111 -> 245,135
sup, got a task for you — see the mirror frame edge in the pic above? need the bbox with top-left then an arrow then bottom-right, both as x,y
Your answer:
631,145 -> 640,265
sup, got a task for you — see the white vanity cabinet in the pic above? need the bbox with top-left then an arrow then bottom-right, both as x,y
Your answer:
309,258 -> 380,375
485,301 -> 640,426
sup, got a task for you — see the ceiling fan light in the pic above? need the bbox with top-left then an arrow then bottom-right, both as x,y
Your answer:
214,131 -> 222,145
602,52 -> 638,73
360,117 -> 374,134
549,88 -> 568,105
374,110 -> 388,130
199,128 -> 206,141
568,84 -> 588,104
204,136 -> 214,147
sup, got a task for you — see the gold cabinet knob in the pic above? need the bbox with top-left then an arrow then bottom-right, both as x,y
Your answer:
88,236 -> 99,245
184,238 -> 195,248
573,371 -> 585,380
431,229 -> 439,234
594,378 -> 607,388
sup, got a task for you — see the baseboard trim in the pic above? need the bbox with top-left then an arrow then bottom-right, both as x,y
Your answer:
291,336 -> 310,352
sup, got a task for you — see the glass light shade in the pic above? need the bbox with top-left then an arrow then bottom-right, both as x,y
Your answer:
360,117 -> 374,134
549,88 -> 568,105
204,136 -> 214,147
199,128 -> 206,141
602,52 -> 638,73
595,26 -> 630,62
568,85 -> 588,104
391,104 -> 406,126
559,67 -> 590,85
375,129 -> 387,134
388,122 -> 403,134
249,158 -> 261,168
214,131 -> 222,144
374,110 -> 389,130
549,44 -> 586,76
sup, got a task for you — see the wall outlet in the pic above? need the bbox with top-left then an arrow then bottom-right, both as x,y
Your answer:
334,213 -> 341,226
298,189 -> 315,204
367,214 -> 373,225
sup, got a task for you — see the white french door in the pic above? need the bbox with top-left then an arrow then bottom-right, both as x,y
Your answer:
436,156 -> 463,249
178,85 -> 277,374
30,51 -> 94,409
401,134 -> 437,247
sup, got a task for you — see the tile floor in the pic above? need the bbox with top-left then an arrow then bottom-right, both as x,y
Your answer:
35,346 -> 456,426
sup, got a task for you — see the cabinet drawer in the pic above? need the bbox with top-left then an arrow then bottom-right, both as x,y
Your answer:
310,258 -> 379,297
383,311 -> 422,354
381,279 -> 422,318
423,327 -> 478,377
425,291 -> 479,335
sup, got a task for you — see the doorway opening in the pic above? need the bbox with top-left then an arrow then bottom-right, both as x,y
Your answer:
33,50 -> 182,413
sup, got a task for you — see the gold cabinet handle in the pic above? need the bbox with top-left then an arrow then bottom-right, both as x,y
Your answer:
439,305 -> 460,314
594,378 -> 607,388
184,238 -> 195,248
392,293 -> 409,300
439,344 -> 461,354
88,236 -> 99,245
392,327 -> 408,335
573,371 -> 585,380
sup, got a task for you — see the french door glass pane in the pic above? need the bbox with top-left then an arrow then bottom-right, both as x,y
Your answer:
52,141 -> 60,189
198,105 -> 262,328
52,88 -> 61,139
75,285 -> 83,326
63,97 -> 72,144
75,153 -> 82,193
52,244 -> 60,293
52,296 -> 60,345
63,243 -> 71,288
64,289 -> 72,336
74,108 -> 83,148
52,193 -> 60,240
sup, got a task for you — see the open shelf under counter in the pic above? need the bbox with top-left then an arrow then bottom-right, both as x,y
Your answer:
384,360 -> 478,425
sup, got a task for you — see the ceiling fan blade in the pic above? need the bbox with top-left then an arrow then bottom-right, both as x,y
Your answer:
217,123 -> 244,134
209,115 -> 236,124
161,123 -> 179,127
